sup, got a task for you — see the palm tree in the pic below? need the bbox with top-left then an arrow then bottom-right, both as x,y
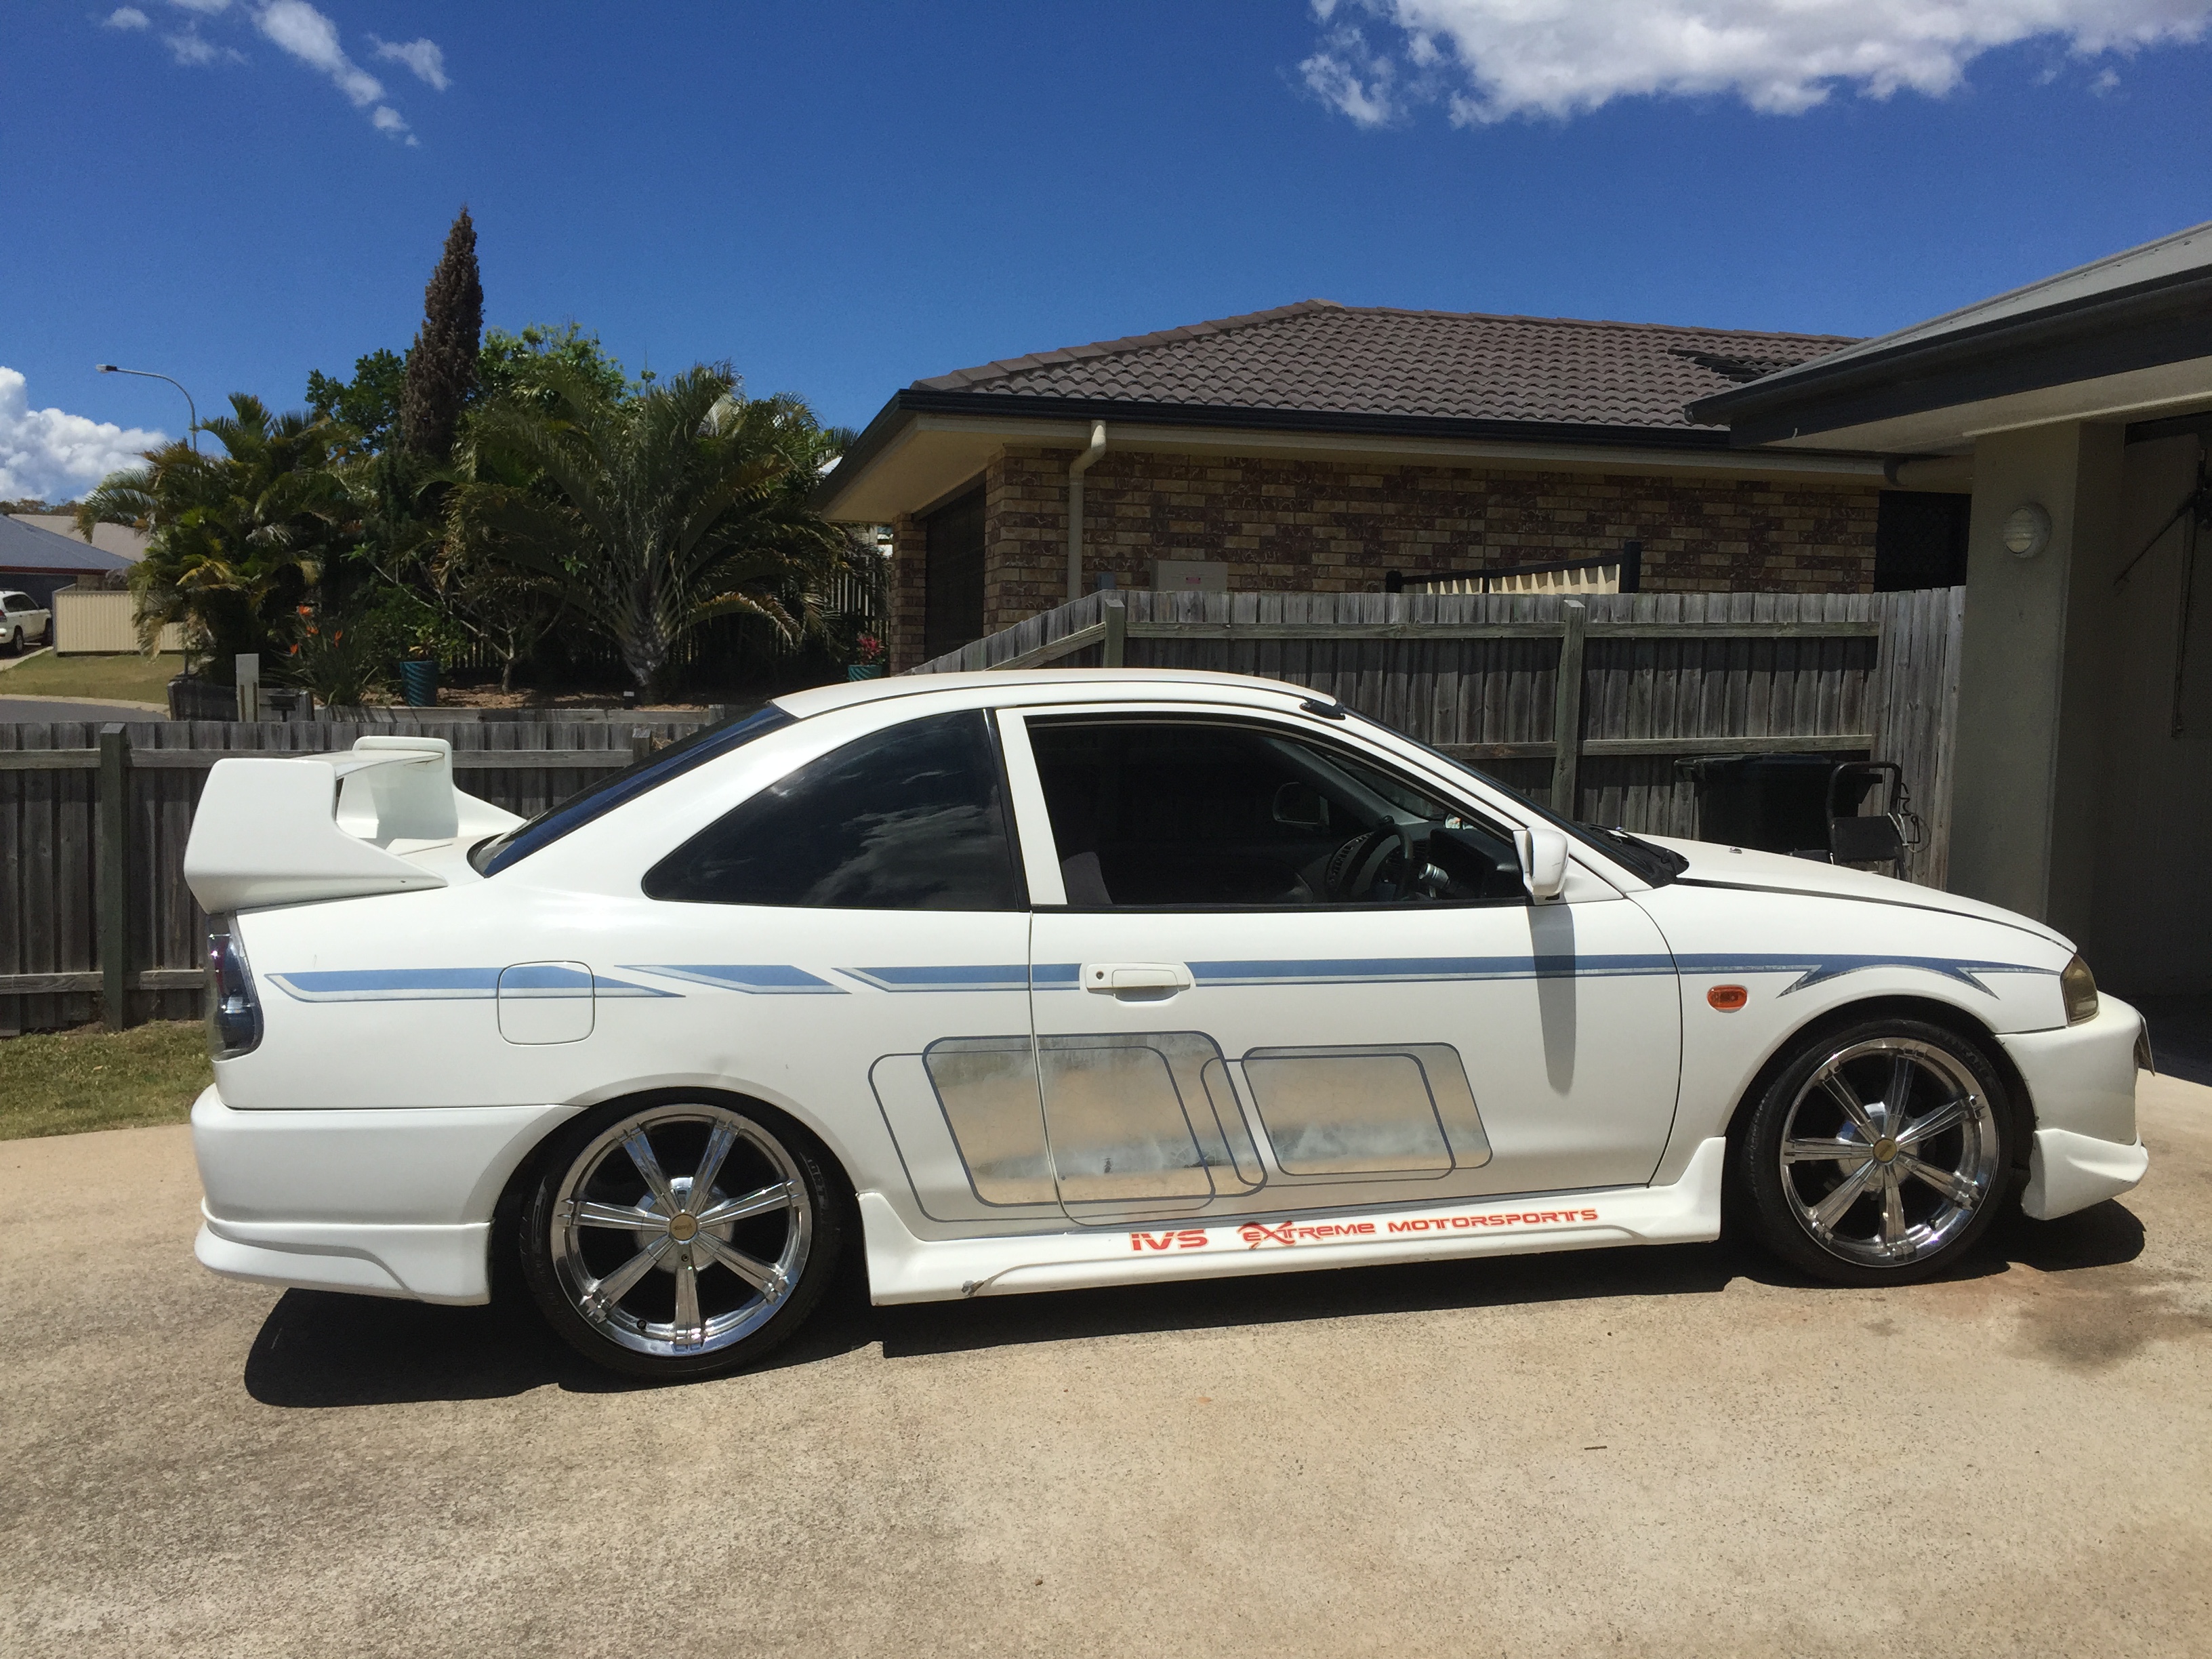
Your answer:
451,364 -> 840,699
77,395 -> 354,669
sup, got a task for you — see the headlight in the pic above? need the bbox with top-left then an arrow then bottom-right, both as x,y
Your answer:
205,915 -> 264,1060
2060,954 -> 2099,1026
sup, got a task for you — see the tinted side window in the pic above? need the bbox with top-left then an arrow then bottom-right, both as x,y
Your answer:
1029,718 -> 1525,909
645,710 -> 1023,910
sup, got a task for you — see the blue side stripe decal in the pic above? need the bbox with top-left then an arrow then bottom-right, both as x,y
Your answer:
272,952 -> 2051,1004
272,968 -> 501,1002
1675,953 -> 2054,996
1032,953 -> 2053,997
1183,954 -> 1677,987
840,964 -> 1031,992
269,968 -> 676,1002
626,964 -> 846,995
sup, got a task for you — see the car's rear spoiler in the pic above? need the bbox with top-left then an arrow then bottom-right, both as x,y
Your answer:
184,736 -> 524,913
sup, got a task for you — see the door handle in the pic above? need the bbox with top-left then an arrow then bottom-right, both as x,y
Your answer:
1081,962 -> 1194,997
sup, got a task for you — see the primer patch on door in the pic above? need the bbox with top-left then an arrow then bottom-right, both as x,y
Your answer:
1038,1031 -> 1265,1211
1242,1044 -> 1491,1176
921,1036 -> 1056,1206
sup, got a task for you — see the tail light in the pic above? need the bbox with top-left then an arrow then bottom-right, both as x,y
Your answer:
206,916 -> 264,1060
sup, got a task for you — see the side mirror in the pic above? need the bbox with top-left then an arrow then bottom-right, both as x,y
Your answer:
1271,781 -> 1330,830
1514,826 -> 1570,902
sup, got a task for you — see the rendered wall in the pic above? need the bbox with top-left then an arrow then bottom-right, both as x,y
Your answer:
1948,419 -> 2212,993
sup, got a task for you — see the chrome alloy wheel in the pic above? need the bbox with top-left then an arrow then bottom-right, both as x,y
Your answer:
547,1103 -> 813,1357
1778,1037 -> 2002,1269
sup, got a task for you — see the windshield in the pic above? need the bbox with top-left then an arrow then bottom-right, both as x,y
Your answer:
1344,710 -> 1681,886
470,704 -> 796,877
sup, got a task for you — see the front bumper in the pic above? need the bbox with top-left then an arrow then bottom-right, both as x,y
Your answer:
190,1086 -> 578,1305
1996,994 -> 2149,1221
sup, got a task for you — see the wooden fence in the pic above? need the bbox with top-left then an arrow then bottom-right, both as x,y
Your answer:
0,715 -> 712,1034
914,587 -> 1965,889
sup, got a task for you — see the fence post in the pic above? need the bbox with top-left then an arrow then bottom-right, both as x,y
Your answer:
1549,600 -> 1587,817
630,725 -> 655,766
1103,594 -> 1127,668
98,723 -> 130,1031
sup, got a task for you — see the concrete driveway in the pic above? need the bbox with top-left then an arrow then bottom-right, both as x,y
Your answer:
3,1080 -> 2207,1658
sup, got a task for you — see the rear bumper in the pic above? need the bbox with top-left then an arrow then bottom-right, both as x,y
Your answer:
195,1214 -> 492,1304
190,1086 -> 577,1305
1997,995 -> 2149,1219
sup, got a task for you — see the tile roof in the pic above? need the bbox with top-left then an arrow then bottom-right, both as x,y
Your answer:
914,300 -> 1856,432
0,514 -> 136,574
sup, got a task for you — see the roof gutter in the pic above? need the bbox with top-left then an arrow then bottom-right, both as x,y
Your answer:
1685,262 -> 2212,445
1066,420 -> 1106,601
811,387 -> 1883,520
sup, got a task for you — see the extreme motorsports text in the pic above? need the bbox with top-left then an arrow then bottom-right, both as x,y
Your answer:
1127,1208 -> 1602,1252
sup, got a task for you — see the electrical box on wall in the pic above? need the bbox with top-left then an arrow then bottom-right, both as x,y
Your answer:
1149,559 -> 1228,594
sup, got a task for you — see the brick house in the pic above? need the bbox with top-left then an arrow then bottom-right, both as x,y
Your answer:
815,301 -> 1970,670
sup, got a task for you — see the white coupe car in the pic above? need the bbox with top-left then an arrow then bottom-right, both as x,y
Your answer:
186,670 -> 2150,1380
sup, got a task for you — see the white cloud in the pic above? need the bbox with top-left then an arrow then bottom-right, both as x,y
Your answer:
1300,26 -> 1404,125
372,104 -> 418,146
104,0 -> 441,141
1303,0 -> 2212,124
370,35 -> 449,91
0,369 -> 167,504
256,0 -> 383,106
163,27 -> 237,66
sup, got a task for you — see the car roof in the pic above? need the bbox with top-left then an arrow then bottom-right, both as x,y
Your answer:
771,668 -> 1324,722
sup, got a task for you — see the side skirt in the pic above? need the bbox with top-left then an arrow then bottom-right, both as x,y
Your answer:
861,1137 -> 1727,1305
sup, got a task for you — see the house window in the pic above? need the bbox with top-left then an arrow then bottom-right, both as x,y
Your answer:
922,485 -> 987,661
1874,491 -> 1971,591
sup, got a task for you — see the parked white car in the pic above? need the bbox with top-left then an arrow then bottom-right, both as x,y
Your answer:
186,670 -> 2150,1380
0,589 -> 51,653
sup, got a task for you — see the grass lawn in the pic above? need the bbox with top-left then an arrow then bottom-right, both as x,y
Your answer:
0,1020 -> 209,1140
0,651 -> 183,705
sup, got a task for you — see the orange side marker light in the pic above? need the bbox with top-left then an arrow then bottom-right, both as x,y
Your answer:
1707,985 -> 1749,1012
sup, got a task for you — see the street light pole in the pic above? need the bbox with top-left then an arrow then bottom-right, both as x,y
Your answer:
96,364 -> 199,453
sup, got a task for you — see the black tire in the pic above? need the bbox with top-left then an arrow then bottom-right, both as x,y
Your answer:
516,1092 -> 845,1381
5,628 -> 19,655
1733,1016 -> 2013,1286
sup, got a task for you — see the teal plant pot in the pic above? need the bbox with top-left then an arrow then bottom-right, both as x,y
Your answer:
399,659 -> 439,706
847,664 -> 884,680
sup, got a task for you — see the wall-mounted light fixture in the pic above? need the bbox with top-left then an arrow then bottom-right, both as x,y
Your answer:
2002,502 -> 2052,560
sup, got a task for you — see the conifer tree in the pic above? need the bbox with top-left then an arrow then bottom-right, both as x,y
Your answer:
400,207 -> 483,462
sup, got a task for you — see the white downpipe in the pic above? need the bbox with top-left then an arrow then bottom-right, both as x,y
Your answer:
1066,420 -> 1107,602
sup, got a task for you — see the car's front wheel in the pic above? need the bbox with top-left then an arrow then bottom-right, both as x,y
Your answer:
1735,1017 -> 2013,1285
518,1095 -> 844,1380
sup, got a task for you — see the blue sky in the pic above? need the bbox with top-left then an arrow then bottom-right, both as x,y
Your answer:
5,1 -> 2211,499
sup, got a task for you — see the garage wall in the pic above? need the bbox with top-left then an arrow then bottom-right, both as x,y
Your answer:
2085,432 -> 2212,994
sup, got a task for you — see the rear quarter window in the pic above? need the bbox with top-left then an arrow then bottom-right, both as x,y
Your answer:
644,709 -> 1024,911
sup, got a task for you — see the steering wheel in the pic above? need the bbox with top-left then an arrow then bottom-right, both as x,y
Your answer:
1326,826 -> 1414,901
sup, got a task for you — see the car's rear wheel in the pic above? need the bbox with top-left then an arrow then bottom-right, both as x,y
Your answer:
5,628 -> 20,655
518,1096 -> 844,1380
1735,1017 -> 2011,1285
